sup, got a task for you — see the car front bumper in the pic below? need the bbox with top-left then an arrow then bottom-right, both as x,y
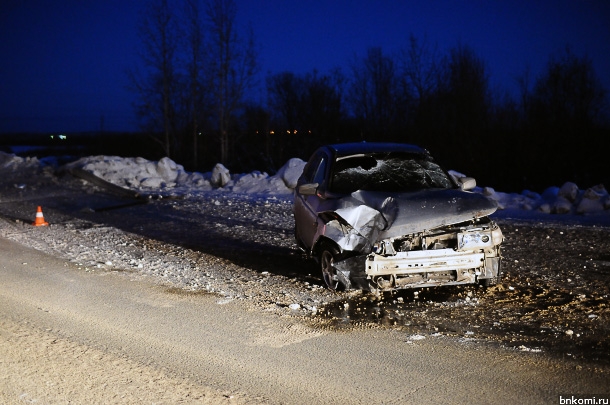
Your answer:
333,247 -> 501,291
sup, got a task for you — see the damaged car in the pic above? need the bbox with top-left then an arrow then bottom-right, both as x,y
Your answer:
293,142 -> 503,291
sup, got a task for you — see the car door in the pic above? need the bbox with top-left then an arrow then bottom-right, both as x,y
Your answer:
294,151 -> 329,249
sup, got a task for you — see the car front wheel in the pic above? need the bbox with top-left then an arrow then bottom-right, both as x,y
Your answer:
319,244 -> 343,291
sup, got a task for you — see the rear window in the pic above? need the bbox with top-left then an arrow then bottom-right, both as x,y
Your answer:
330,152 -> 454,193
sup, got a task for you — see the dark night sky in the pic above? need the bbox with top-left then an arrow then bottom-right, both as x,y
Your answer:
1,0 -> 609,133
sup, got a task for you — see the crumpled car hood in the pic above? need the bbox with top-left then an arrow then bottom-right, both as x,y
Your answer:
322,188 -> 498,245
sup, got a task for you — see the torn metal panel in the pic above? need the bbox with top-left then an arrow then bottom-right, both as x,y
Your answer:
346,189 -> 498,240
332,255 -> 367,275
331,255 -> 368,291
317,204 -> 387,252
317,189 -> 496,242
316,212 -> 372,252
334,204 -> 386,240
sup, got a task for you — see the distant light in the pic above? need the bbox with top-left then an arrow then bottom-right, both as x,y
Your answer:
270,131 -> 275,135
58,134 -> 67,140
50,135 -> 54,139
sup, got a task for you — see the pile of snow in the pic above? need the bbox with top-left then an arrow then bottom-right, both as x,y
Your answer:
447,169 -> 610,216
2,150 -> 610,217
0,151 -> 40,170
63,155 -> 306,196
481,183 -> 610,215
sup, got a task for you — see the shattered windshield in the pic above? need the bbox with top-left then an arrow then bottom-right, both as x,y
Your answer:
330,152 -> 454,193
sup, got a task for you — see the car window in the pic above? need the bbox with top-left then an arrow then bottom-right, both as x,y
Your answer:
301,153 -> 323,183
330,152 -> 454,193
312,157 -> 327,185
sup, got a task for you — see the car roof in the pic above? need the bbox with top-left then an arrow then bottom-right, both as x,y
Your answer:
326,142 -> 427,157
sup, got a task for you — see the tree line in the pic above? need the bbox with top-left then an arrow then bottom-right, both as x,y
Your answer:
130,0 -> 609,192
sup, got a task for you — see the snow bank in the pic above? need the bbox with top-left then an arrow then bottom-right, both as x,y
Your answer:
0,151 -> 40,170
446,170 -> 610,217
63,155 -> 610,215
481,182 -> 610,216
444,168 -> 610,216
3,150 -> 609,217
63,155 -> 306,196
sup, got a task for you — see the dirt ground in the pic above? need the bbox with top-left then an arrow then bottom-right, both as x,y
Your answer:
317,221 -> 610,367
0,316 -> 244,404
1,161 -> 609,378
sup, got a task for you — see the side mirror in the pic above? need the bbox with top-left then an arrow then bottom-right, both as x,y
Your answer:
459,177 -> 476,191
297,183 -> 319,196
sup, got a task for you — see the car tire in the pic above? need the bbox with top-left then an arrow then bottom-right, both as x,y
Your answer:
318,243 -> 344,291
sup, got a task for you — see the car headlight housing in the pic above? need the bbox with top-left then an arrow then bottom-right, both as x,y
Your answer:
457,231 -> 494,250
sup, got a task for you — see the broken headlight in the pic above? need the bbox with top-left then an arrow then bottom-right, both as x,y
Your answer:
457,225 -> 502,250
457,230 -> 494,250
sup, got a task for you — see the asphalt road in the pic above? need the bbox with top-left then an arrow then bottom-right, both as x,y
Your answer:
1,236 -> 608,404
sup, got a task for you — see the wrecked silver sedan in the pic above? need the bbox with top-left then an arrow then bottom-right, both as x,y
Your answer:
293,142 -> 503,291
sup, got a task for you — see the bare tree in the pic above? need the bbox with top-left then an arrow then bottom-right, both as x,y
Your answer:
265,72 -> 306,163
300,69 -> 345,143
204,0 -> 257,165
441,44 -> 490,118
266,71 -> 303,132
530,47 -> 607,128
183,0 -> 207,168
398,34 -> 441,104
435,43 -> 491,143
347,47 -> 399,139
130,0 -> 181,158
516,66 -> 533,119
415,44 -> 491,171
396,35 -> 442,144
520,47 -> 609,188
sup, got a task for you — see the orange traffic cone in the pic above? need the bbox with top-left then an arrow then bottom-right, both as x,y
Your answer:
32,206 -> 49,226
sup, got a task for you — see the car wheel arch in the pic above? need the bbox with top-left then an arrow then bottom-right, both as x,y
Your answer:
312,237 -> 342,260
